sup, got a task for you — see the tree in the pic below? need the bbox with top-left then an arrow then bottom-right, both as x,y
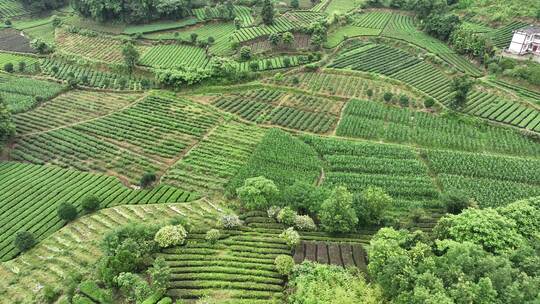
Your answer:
148,257 -> 171,296
441,191 -> 471,214
154,225 -> 188,248
282,180 -> 329,214
207,36 -> 215,44
0,96 -> 15,142
234,17 -> 242,30
57,202 -> 78,222
3,62 -> 14,73
237,176 -> 279,210
383,92 -> 393,102
249,61 -> 259,71
81,195 -> 100,213
268,32 -> 281,46
18,61 -> 26,72
354,186 -> 393,226
261,0 -> 275,25
423,13 -> 461,41
240,46 -> 252,60
319,186 -> 358,233
122,43 -> 139,74
13,231 -> 35,252
276,207 -> 298,226
140,171 -> 156,188
449,76 -> 473,109
424,97 -> 435,108
291,0 -> 300,8
275,255 -> 295,275
282,31 -> 294,46
190,32 -> 198,43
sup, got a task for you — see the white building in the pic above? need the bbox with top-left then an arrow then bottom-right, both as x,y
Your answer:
508,25 -> 540,56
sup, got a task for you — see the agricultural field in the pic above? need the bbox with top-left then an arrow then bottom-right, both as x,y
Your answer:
1,1 -> 540,303
0,73 -> 66,113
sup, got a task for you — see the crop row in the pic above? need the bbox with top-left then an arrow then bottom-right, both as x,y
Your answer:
335,99 -> 540,157
13,90 -> 140,134
139,44 -> 209,69
352,11 -> 393,29
55,30 -> 128,64
41,59 -> 152,90
0,0 -> 28,18
0,162 -> 197,261
488,21 -> 528,48
0,73 -> 65,113
162,120 -> 266,193
236,55 -> 314,72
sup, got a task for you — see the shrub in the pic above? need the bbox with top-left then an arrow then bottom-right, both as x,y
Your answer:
283,57 -> 291,67
154,225 -> 187,248
354,186 -> 393,226
292,76 -> 300,85
267,206 -> 281,218
40,285 -> 60,304
279,227 -> 300,248
277,207 -> 298,226
81,195 -> 100,213
140,171 -> 157,188
319,186 -> 358,233
294,215 -> 317,231
275,255 -> 295,276
240,46 -> 252,60
218,214 -> 242,229
383,92 -> 393,102
18,61 -> 26,72
57,202 -> 78,222
424,97 -> 435,108
3,63 -> 14,73
442,192 -> 472,214
205,229 -> 221,244
399,95 -> 409,107
304,63 -> 319,72
13,231 -> 35,252
236,176 -> 279,210
366,88 -> 373,98
249,61 -> 259,71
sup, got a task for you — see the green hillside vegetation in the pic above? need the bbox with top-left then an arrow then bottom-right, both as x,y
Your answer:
0,0 -> 540,303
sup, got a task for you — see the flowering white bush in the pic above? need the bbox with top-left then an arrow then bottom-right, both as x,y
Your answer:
267,206 -> 281,219
154,225 -> 187,248
294,215 -> 317,231
218,214 -> 242,229
279,227 -> 300,248
277,207 -> 298,226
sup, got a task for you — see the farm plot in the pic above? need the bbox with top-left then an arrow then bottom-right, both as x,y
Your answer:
488,21 -> 528,48
352,11 -> 393,29
144,22 -> 236,55
391,62 -> 452,104
13,90 -> 141,134
0,52 -> 38,71
324,0 -> 363,14
161,213 -> 289,302
0,74 -> 65,113
329,42 -> 421,75
0,0 -> 27,18
381,12 -> 482,76
0,162 -> 198,262
55,30 -> 134,64
235,54 -> 315,72
424,149 -> 540,207
212,88 -> 341,133
0,200 -> 220,303
21,22 -> 56,43
304,135 -> 439,203
139,44 -> 210,69
41,59 -> 153,90
233,11 -> 324,43
227,128 -> 322,192
293,241 -> 367,271
0,28 -> 36,53
268,70 -> 422,103
325,26 -> 381,48
193,5 -> 253,26
488,79 -> 540,105
11,93 -> 222,183
123,17 -> 199,35
462,91 -> 540,132
336,99 -> 540,156
162,120 -> 266,194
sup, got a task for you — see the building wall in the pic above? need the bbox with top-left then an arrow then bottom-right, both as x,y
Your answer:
509,32 -> 528,54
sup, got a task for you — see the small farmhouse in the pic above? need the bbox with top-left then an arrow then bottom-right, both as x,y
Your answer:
508,25 -> 540,56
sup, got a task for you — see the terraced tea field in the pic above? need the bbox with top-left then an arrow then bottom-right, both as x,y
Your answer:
0,200 -> 221,303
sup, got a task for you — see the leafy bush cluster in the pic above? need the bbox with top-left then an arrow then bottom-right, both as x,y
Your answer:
154,225 -> 188,248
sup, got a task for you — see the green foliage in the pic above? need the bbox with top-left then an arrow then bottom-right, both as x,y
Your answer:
115,272 -> 153,303
261,0 -> 275,25
279,227 -> 300,248
57,202 -> 78,222
81,195 -> 101,213
218,214 -> 243,229
288,261 -> 382,304
3,62 -> 14,73
0,96 -> 15,142
122,43 -> 140,74
140,172 -> 157,188
12,230 -> 35,252
205,229 -> 221,244
319,186 -> 358,233
237,176 -> 279,210
449,75 -> 473,109
441,191 -> 471,214
424,97 -> 435,108
354,186 -> 393,226
383,92 -> 393,102
155,68 -> 212,87
148,257 -> 171,297
240,46 -> 252,60
154,225 -> 188,248
423,13 -> 461,41
274,255 -> 294,276
276,206 -> 298,226
282,180 -> 329,214
434,208 -> 524,254
291,0 -> 299,8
